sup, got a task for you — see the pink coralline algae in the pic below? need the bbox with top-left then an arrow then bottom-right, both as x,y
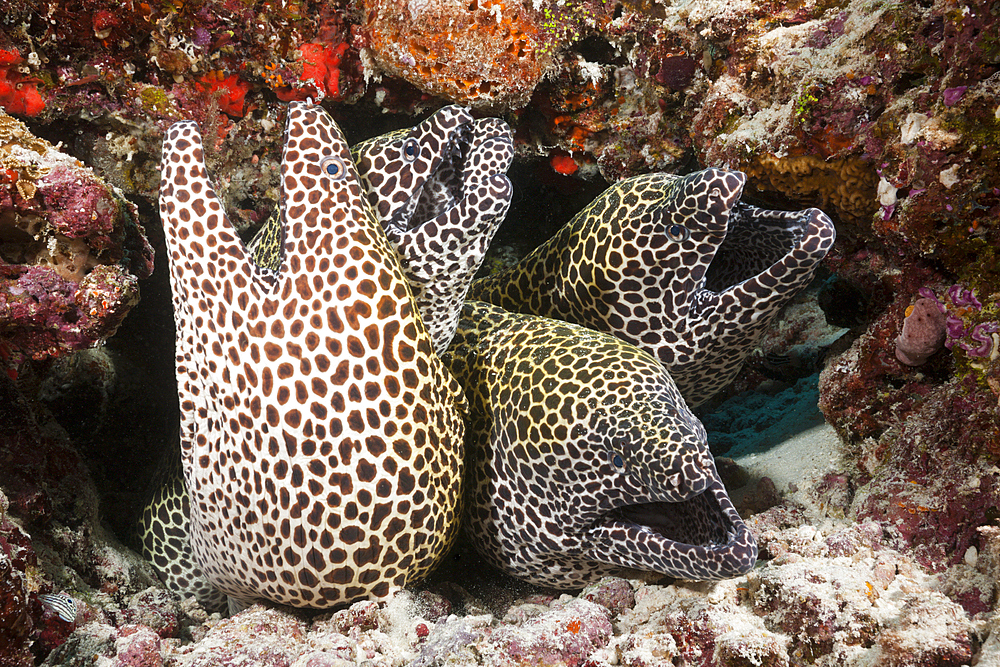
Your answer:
581,577 -> 635,616
943,86 -> 969,107
180,605 -> 309,666
895,297 -> 947,366
34,166 -> 151,272
953,321 -> 1000,357
0,264 -> 140,361
112,625 -> 163,667
483,598 -> 613,666
0,109 -> 152,360
751,557 -> 973,666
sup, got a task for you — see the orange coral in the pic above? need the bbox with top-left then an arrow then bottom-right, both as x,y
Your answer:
195,71 -> 250,118
300,42 -> 349,101
550,152 -> 578,175
363,0 -> 548,109
0,49 -> 44,117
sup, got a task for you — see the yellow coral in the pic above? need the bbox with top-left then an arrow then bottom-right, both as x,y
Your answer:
746,154 -> 877,225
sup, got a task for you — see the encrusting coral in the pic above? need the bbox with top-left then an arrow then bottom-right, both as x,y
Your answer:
362,0 -> 550,110
0,49 -> 44,118
0,110 -> 153,360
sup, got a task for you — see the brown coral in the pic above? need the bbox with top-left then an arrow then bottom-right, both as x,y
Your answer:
746,154 -> 878,226
362,0 -> 550,109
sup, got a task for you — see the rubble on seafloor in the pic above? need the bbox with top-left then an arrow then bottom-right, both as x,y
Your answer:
0,0 -> 999,663
6,436 -> 1000,667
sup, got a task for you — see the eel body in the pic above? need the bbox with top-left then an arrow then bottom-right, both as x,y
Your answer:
442,300 -> 757,588
158,101 -> 466,608
470,168 -> 836,407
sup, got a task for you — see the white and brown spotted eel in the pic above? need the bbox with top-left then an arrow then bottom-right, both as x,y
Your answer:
158,101 -> 467,609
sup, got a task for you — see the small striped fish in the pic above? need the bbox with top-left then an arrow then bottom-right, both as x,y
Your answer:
39,593 -> 77,623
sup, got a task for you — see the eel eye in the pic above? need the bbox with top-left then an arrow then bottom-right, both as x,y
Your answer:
320,156 -> 347,180
402,138 -> 420,162
610,452 -> 626,473
667,224 -> 689,241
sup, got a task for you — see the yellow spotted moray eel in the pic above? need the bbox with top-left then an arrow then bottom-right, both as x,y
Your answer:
469,168 -> 837,408
157,101 -> 468,609
442,300 -> 757,587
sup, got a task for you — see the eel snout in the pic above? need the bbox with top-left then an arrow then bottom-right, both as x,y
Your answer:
596,472 -> 757,580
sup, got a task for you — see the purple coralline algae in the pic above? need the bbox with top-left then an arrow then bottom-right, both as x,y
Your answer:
1,264 -> 140,360
0,110 -> 153,360
936,285 -> 1000,360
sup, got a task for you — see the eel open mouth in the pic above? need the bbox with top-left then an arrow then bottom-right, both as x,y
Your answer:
391,121 -> 475,233
590,476 -> 757,581
704,202 -> 819,293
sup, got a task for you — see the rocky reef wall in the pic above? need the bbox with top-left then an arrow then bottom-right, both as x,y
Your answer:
1,0 -> 999,664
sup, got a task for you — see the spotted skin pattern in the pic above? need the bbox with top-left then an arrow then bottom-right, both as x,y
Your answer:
470,168 -> 837,407
158,101 -> 466,608
142,106 -> 513,611
140,449 -> 228,612
387,122 -> 513,353
442,300 -> 757,588
250,106 -> 514,353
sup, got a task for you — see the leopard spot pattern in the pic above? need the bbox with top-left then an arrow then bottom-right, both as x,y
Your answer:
249,105 -> 514,353
441,300 -> 757,589
469,168 -> 836,407
158,101 -> 466,609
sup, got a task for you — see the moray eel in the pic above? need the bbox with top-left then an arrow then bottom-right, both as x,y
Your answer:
157,101 -> 466,608
469,168 -> 837,407
442,300 -> 757,588
140,445 -> 229,611
249,105 -> 514,353
143,106 -> 512,610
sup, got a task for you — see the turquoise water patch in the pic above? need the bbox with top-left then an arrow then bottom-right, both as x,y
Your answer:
699,374 -> 825,459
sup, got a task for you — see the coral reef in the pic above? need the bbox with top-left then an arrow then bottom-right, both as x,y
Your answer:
0,110 -> 152,360
0,0 -> 997,662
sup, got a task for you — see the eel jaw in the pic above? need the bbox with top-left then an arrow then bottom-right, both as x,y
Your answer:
586,477 -> 758,581
391,121 -> 475,233
703,202 -> 818,294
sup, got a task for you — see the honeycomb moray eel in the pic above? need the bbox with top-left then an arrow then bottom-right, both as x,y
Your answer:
143,105 -> 513,612
469,168 -> 837,408
248,105 -> 514,353
140,446 -> 229,611
157,101 -> 467,609
442,300 -> 757,588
